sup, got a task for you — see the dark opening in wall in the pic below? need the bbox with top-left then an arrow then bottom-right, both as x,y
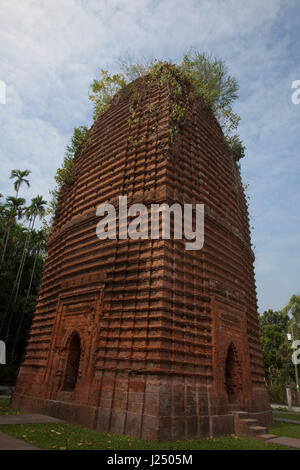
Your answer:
63,332 -> 81,391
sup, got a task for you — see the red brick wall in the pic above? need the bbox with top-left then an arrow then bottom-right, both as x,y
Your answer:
13,79 -> 271,439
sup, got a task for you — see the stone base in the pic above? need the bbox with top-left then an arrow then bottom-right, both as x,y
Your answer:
11,392 -> 272,441
248,411 -> 273,428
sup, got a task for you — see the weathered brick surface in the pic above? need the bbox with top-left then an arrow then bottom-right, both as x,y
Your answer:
12,80 -> 271,439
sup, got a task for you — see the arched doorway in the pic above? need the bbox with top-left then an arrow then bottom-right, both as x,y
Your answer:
63,332 -> 81,391
225,343 -> 240,403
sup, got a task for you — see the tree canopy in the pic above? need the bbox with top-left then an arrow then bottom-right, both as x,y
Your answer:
260,297 -> 300,389
0,171 -> 48,365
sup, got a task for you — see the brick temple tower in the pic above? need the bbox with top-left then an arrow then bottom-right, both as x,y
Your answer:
12,72 -> 272,439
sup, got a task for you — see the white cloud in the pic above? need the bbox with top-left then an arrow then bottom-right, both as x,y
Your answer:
1,0 -> 299,313
0,0 -> 285,197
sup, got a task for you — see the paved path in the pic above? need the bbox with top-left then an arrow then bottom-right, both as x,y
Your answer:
273,417 -> 300,425
0,414 -> 64,425
0,386 -> 13,396
271,403 -> 300,412
0,431 -> 40,450
0,413 -> 63,450
268,436 -> 300,449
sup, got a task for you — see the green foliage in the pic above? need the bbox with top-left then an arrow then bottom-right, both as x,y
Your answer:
0,420 -> 290,450
54,155 -> 75,188
267,384 -> 289,405
89,50 -> 245,161
273,412 -> 300,421
119,82 -> 135,100
118,55 -> 157,81
47,188 -> 60,219
89,71 -> 127,120
282,295 -> 300,325
259,307 -> 299,387
9,169 -> 31,196
49,126 -> 89,220
25,195 -> 47,226
259,296 -> 300,405
65,126 -> 90,159
0,176 -> 48,365
5,196 -> 26,220
225,134 -> 246,162
0,398 -> 23,414
54,126 -> 89,188
269,421 -> 300,440
181,50 -> 240,136
260,308 -> 289,330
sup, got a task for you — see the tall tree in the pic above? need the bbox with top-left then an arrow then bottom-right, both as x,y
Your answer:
12,195 -> 47,304
10,229 -> 47,363
259,309 -> 291,385
282,295 -> 300,325
0,196 -> 25,269
260,308 -> 296,387
0,169 -> 31,269
0,172 -> 47,365
26,229 -> 46,299
3,196 -> 47,346
10,169 -> 31,197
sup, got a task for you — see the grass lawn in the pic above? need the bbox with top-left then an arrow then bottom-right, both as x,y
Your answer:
0,399 -> 295,450
0,398 -> 22,415
273,412 -> 300,422
0,421 -> 292,450
270,421 -> 300,439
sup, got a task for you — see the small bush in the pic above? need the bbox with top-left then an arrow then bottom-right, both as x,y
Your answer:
268,384 -> 300,406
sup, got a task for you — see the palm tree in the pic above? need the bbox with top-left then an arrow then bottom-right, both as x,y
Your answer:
4,195 -> 47,347
10,229 -> 46,363
26,229 -> 46,299
13,195 -> 47,303
0,196 -> 25,269
10,169 -> 31,197
0,226 -> 29,335
0,170 -> 31,267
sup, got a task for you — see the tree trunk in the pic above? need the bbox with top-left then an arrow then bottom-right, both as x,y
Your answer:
10,245 -> 41,364
0,219 -> 13,269
13,217 -> 35,303
26,246 -> 40,299
1,218 -> 34,345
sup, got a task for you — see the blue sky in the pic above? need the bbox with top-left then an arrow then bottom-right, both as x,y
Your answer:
0,0 -> 299,313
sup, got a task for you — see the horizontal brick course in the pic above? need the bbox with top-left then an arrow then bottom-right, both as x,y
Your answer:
12,78 -> 270,439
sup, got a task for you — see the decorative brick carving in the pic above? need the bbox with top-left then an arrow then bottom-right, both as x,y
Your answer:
12,81 -> 271,439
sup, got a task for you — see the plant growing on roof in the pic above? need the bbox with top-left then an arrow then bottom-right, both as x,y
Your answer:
55,126 -> 90,187
49,126 -> 90,221
89,70 -> 127,120
89,50 -> 246,162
